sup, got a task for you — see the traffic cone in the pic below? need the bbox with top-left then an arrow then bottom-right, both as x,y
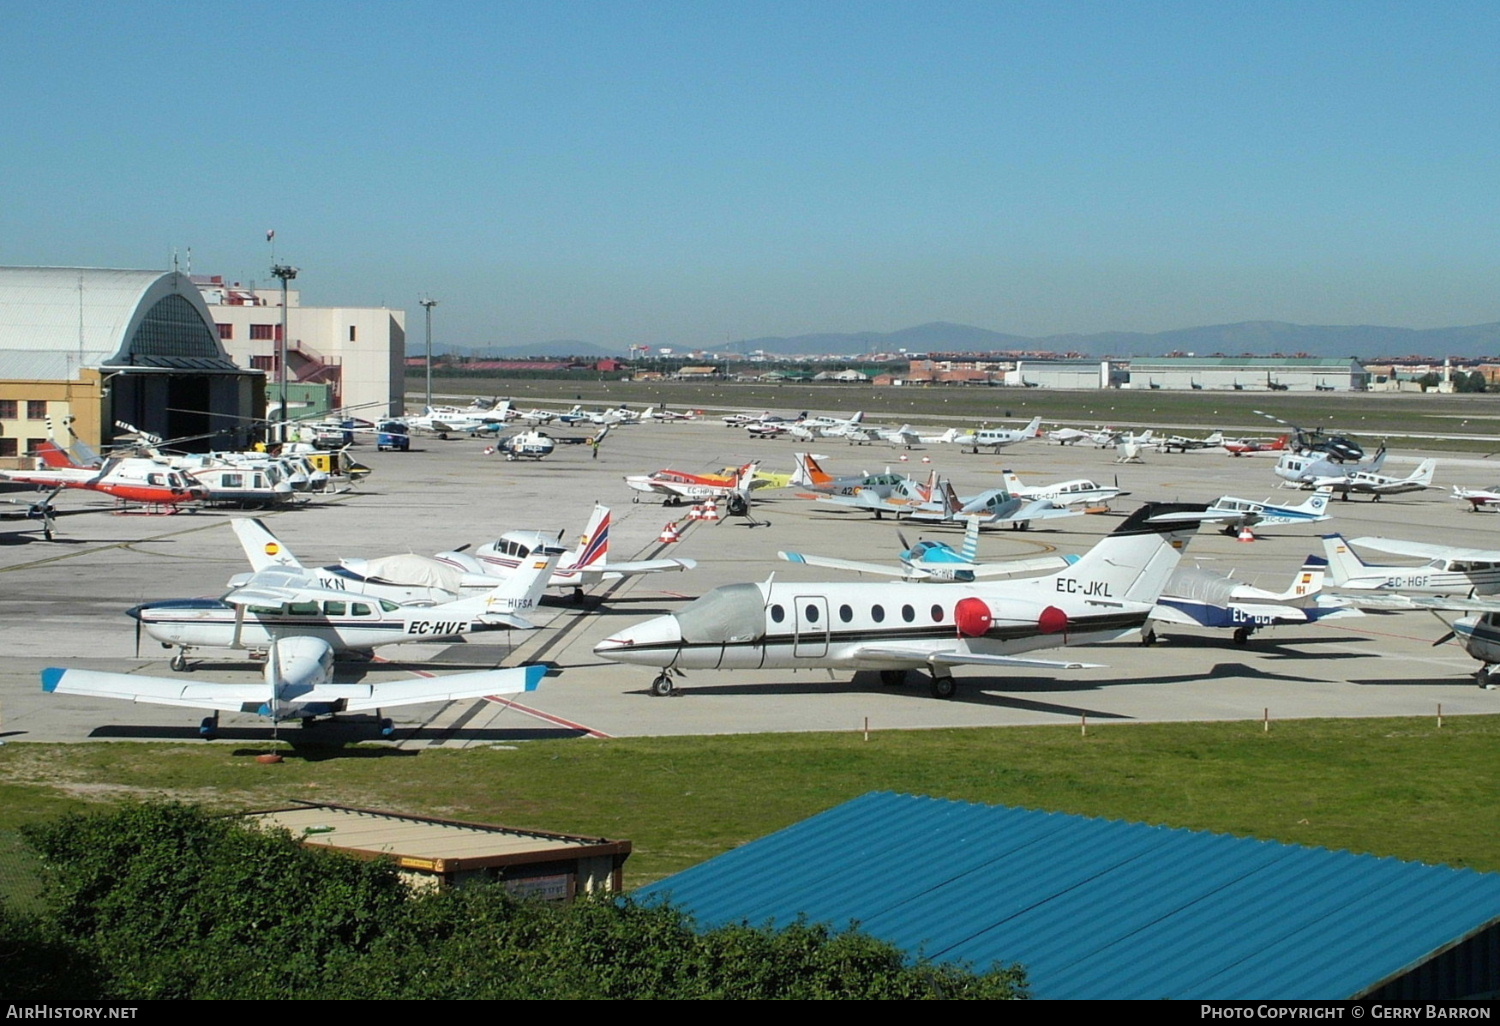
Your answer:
898,454 -> 909,462
659,521 -> 682,543
1237,525 -> 1256,542
700,502 -> 721,522
921,456 -> 931,463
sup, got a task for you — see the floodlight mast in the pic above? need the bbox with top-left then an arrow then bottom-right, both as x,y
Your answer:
271,263 -> 299,443
420,297 -> 438,410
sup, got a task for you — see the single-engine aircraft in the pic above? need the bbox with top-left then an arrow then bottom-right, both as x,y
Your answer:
625,462 -> 759,505
132,548 -> 562,671
1147,555 -> 1359,646
1001,470 -> 1128,507
1454,485 -> 1500,512
1320,535 -> 1500,596
1202,488 -> 1333,535
595,502 -> 1213,698
43,643 -> 548,739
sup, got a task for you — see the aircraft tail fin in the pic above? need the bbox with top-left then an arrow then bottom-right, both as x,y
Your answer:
940,480 -> 963,518
794,453 -> 832,488
1367,446 -> 1388,474
1320,534 -> 1369,585
1409,459 -> 1437,486
1047,503 -> 1207,605
1297,487 -> 1333,516
232,517 -> 303,570
442,549 -> 563,626
568,505 -> 610,569
1272,555 -> 1328,601
1023,416 -> 1043,438
33,440 -> 77,469
960,516 -> 982,562
1002,469 -> 1025,494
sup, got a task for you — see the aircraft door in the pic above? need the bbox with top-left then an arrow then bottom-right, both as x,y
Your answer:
793,595 -> 829,658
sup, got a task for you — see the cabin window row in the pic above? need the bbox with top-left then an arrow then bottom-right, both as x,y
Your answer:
769,602 -> 946,625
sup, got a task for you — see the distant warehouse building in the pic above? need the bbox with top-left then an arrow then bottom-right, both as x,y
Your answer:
1127,357 -> 1368,391
1006,359 -> 1125,389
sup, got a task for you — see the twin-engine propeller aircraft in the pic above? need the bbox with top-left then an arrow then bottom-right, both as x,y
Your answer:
778,515 -> 1075,583
1311,459 -> 1437,501
43,640 -> 548,740
953,416 -> 1044,452
1148,556 -> 1359,646
133,547 -> 562,671
595,502 -> 1213,698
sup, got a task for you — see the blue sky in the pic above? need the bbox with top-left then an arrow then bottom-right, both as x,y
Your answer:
2,2 -> 1497,347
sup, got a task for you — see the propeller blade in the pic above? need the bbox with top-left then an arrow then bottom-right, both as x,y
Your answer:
1433,631 -> 1456,647
897,529 -> 912,554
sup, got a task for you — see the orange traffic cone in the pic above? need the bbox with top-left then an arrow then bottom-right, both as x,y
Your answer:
659,521 -> 682,543
1237,525 -> 1256,542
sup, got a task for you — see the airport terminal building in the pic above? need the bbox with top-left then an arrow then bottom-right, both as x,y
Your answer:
0,267 -> 263,457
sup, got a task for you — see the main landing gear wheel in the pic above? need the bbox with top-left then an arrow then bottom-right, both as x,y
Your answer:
929,674 -> 956,699
1232,626 -> 1252,646
1478,668 -> 1495,690
879,669 -> 907,687
198,714 -> 218,740
650,673 -> 677,697
1141,627 -> 1158,646
170,650 -> 190,672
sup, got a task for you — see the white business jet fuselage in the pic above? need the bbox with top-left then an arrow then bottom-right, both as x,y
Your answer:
595,502 -> 1207,698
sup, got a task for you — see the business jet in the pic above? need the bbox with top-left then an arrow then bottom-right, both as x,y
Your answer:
594,502 -> 1213,698
43,643 -> 548,739
133,549 -> 561,671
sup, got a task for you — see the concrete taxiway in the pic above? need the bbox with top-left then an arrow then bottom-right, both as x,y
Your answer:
1,417 -> 1495,748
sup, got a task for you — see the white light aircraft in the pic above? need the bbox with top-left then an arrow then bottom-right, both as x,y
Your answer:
1202,488 -> 1333,535
902,480 -> 1081,530
1147,555 -> 1359,646
43,641 -> 547,739
1453,485 -> 1500,512
132,548 -> 562,670
594,502 -> 1213,698
1001,470 -> 1129,507
1047,426 -> 1122,447
954,417 -> 1044,452
1320,535 -> 1500,596
1310,459 -> 1436,501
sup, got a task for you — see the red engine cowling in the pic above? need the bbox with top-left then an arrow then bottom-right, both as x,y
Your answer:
955,597 -> 1070,639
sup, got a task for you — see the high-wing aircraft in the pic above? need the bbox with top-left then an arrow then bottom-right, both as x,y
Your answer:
625,461 -> 759,505
778,515 -> 1075,582
594,502 -> 1213,698
1309,459 -> 1436,501
1001,470 -> 1128,507
1223,434 -> 1290,457
133,548 -> 562,670
1156,432 -> 1225,453
43,640 -> 548,739
649,405 -> 699,422
1202,488 -> 1333,534
1147,555 -> 1359,646
0,441 -> 208,507
1320,535 -> 1500,596
403,405 -> 509,439
1047,426 -> 1122,447
802,411 -> 865,437
953,416 -> 1044,452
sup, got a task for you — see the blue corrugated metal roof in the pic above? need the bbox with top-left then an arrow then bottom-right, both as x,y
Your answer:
639,793 -> 1500,999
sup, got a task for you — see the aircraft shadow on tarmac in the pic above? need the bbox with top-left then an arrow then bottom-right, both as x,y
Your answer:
85,723 -> 587,755
1147,633 -> 1372,659
1345,675 -> 1478,689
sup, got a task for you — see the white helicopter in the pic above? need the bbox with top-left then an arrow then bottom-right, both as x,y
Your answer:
493,428 -> 560,460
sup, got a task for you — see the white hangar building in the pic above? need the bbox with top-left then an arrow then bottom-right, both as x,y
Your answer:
0,267 -> 263,458
1127,357 -> 1369,391
1006,359 -> 1125,389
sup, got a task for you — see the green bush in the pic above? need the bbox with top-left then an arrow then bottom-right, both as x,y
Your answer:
19,801 -> 1025,1000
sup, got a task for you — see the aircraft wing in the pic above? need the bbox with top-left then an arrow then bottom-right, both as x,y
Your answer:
1317,593 -> 1500,614
338,663 -> 546,711
809,492 -> 911,514
779,551 -> 908,577
1347,537 -> 1500,562
1228,602 -> 1310,622
967,556 -> 1076,577
42,667 -> 269,713
986,502 -> 1083,526
843,644 -> 1103,671
580,557 -> 698,579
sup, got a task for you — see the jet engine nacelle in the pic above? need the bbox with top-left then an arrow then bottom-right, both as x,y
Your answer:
954,596 -> 1071,639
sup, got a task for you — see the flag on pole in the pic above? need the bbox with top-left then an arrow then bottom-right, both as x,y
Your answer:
266,229 -> 275,241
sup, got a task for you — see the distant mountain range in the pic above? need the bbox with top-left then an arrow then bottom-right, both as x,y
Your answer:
435,320 -> 1500,361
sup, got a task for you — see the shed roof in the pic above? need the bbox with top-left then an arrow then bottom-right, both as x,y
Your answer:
640,792 -> 1500,999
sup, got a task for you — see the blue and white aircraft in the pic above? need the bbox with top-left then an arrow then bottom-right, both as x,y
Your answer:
779,516 -> 1075,583
1202,487 -> 1333,535
1148,555 -> 1360,646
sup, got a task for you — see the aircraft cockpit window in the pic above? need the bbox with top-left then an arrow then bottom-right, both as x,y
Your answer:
147,473 -> 163,486
514,544 -> 531,558
379,599 -> 400,612
1432,560 -> 1452,570
676,584 -> 766,645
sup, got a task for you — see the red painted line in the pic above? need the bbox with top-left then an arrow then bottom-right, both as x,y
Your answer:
484,695 -> 612,738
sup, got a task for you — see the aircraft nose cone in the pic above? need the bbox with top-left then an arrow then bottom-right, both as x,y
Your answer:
594,615 -> 683,663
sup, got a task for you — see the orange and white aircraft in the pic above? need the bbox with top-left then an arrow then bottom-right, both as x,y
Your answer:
624,461 -> 759,505
1223,434 -> 1291,457
0,441 -> 207,507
